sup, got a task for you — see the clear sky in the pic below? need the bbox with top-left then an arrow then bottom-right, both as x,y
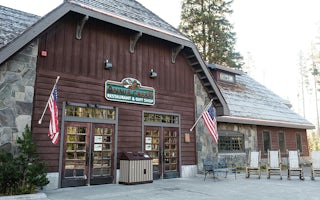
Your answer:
1,0 -> 320,123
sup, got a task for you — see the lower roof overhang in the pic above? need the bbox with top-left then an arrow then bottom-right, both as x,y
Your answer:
217,116 -> 315,130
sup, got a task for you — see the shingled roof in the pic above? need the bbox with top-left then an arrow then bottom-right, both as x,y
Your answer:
68,0 -> 187,39
0,0 -> 229,115
208,64 -> 314,129
0,6 -> 40,49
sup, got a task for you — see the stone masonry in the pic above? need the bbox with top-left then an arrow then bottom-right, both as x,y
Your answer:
194,75 -> 217,171
194,75 -> 258,172
0,40 -> 38,153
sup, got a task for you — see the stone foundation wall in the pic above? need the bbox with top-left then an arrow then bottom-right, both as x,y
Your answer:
218,122 -> 258,168
0,40 -> 38,153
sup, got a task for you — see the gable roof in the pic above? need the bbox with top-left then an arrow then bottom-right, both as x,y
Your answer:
208,64 -> 314,129
0,0 -> 229,116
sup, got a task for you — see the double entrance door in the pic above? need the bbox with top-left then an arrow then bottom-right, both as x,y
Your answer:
61,122 -> 114,187
144,126 -> 179,179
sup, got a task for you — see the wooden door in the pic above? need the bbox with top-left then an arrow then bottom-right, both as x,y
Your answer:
62,122 -> 90,187
162,127 -> 179,178
144,126 -> 179,179
90,123 -> 114,185
61,122 -> 114,187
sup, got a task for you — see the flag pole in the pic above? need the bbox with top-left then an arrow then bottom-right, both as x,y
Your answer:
189,99 -> 213,132
38,76 -> 60,124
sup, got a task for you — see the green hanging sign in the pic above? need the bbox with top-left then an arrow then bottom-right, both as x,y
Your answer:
105,78 -> 155,105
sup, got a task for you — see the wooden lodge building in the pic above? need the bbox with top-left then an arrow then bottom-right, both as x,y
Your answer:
0,0 -> 314,189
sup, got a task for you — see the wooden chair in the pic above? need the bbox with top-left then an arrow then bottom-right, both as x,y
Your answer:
245,151 -> 261,179
287,150 -> 304,180
311,151 -> 320,180
267,150 -> 282,179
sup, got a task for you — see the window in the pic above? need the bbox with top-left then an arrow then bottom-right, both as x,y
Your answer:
65,105 -> 115,119
262,131 -> 271,153
144,113 -> 179,124
278,132 -> 286,153
296,133 -> 302,152
218,132 -> 244,153
219,72 -> 235,83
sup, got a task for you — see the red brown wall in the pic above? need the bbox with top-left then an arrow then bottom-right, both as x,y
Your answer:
257,126 -> 309,158
32,12 -> 196,172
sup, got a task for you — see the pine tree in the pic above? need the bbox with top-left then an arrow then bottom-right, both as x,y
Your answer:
0,125 -> 49,195
308,39 -> 320,135
179,0 -> 243,69
16,124 -> 49,194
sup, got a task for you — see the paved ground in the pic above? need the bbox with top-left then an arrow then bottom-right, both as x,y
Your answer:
2,170 -> 320,200
43,171 -> 320,200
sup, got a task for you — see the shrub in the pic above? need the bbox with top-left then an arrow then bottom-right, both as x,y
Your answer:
0,125 -> 49,195
0,151 -> 20,195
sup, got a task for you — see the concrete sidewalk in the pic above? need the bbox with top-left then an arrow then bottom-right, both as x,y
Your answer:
1,171 -> 318,200
42,172 -> 320,200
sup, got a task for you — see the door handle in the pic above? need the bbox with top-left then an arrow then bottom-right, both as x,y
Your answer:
86,152 -> 88,166
159,146 -> 163,162
85,152 -> 94,167
91,152 -> 94,167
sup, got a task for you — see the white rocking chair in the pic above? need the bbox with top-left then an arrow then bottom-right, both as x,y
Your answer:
267,150 -> 282,179
245,151 -> 261,179
311,151 -> 320,180
287,150 -> 304,180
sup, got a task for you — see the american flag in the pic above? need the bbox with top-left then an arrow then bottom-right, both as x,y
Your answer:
48,86 -> 59,144
201,103 -> 218,143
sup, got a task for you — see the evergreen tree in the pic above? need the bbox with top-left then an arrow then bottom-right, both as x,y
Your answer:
303,25 -> 320,137
16,125 -> 49,194
0,125 -> 49,195
179,0 -> 243,69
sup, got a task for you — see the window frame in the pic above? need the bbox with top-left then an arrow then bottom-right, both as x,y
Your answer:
262,130 -> 271,154
218,71 -> 236,84
277,131 -> 286,153
218,131 -> 245,153
296,133 -> 302,153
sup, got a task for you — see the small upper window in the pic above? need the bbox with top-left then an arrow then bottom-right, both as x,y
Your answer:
65,105 -> 115,119
219,72 -> 235,83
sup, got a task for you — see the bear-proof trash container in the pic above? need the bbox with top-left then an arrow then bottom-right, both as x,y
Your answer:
119,152 -> 153,184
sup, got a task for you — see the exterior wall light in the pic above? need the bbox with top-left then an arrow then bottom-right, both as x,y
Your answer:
104,59 -> 112,69
149,69 -> 157,78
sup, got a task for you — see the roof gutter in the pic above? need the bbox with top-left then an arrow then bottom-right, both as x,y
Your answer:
217,116 -> 315,129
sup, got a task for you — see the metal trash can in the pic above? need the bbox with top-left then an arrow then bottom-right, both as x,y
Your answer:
119,152 -> 153,184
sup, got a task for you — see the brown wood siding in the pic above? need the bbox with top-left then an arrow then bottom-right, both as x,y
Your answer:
32,13 -> 196,172
257,126 -> 309,158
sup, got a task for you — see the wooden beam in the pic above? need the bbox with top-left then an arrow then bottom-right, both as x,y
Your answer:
171,45 -> 184,63
75,15 -> 89,40
129,32 -> 142,53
